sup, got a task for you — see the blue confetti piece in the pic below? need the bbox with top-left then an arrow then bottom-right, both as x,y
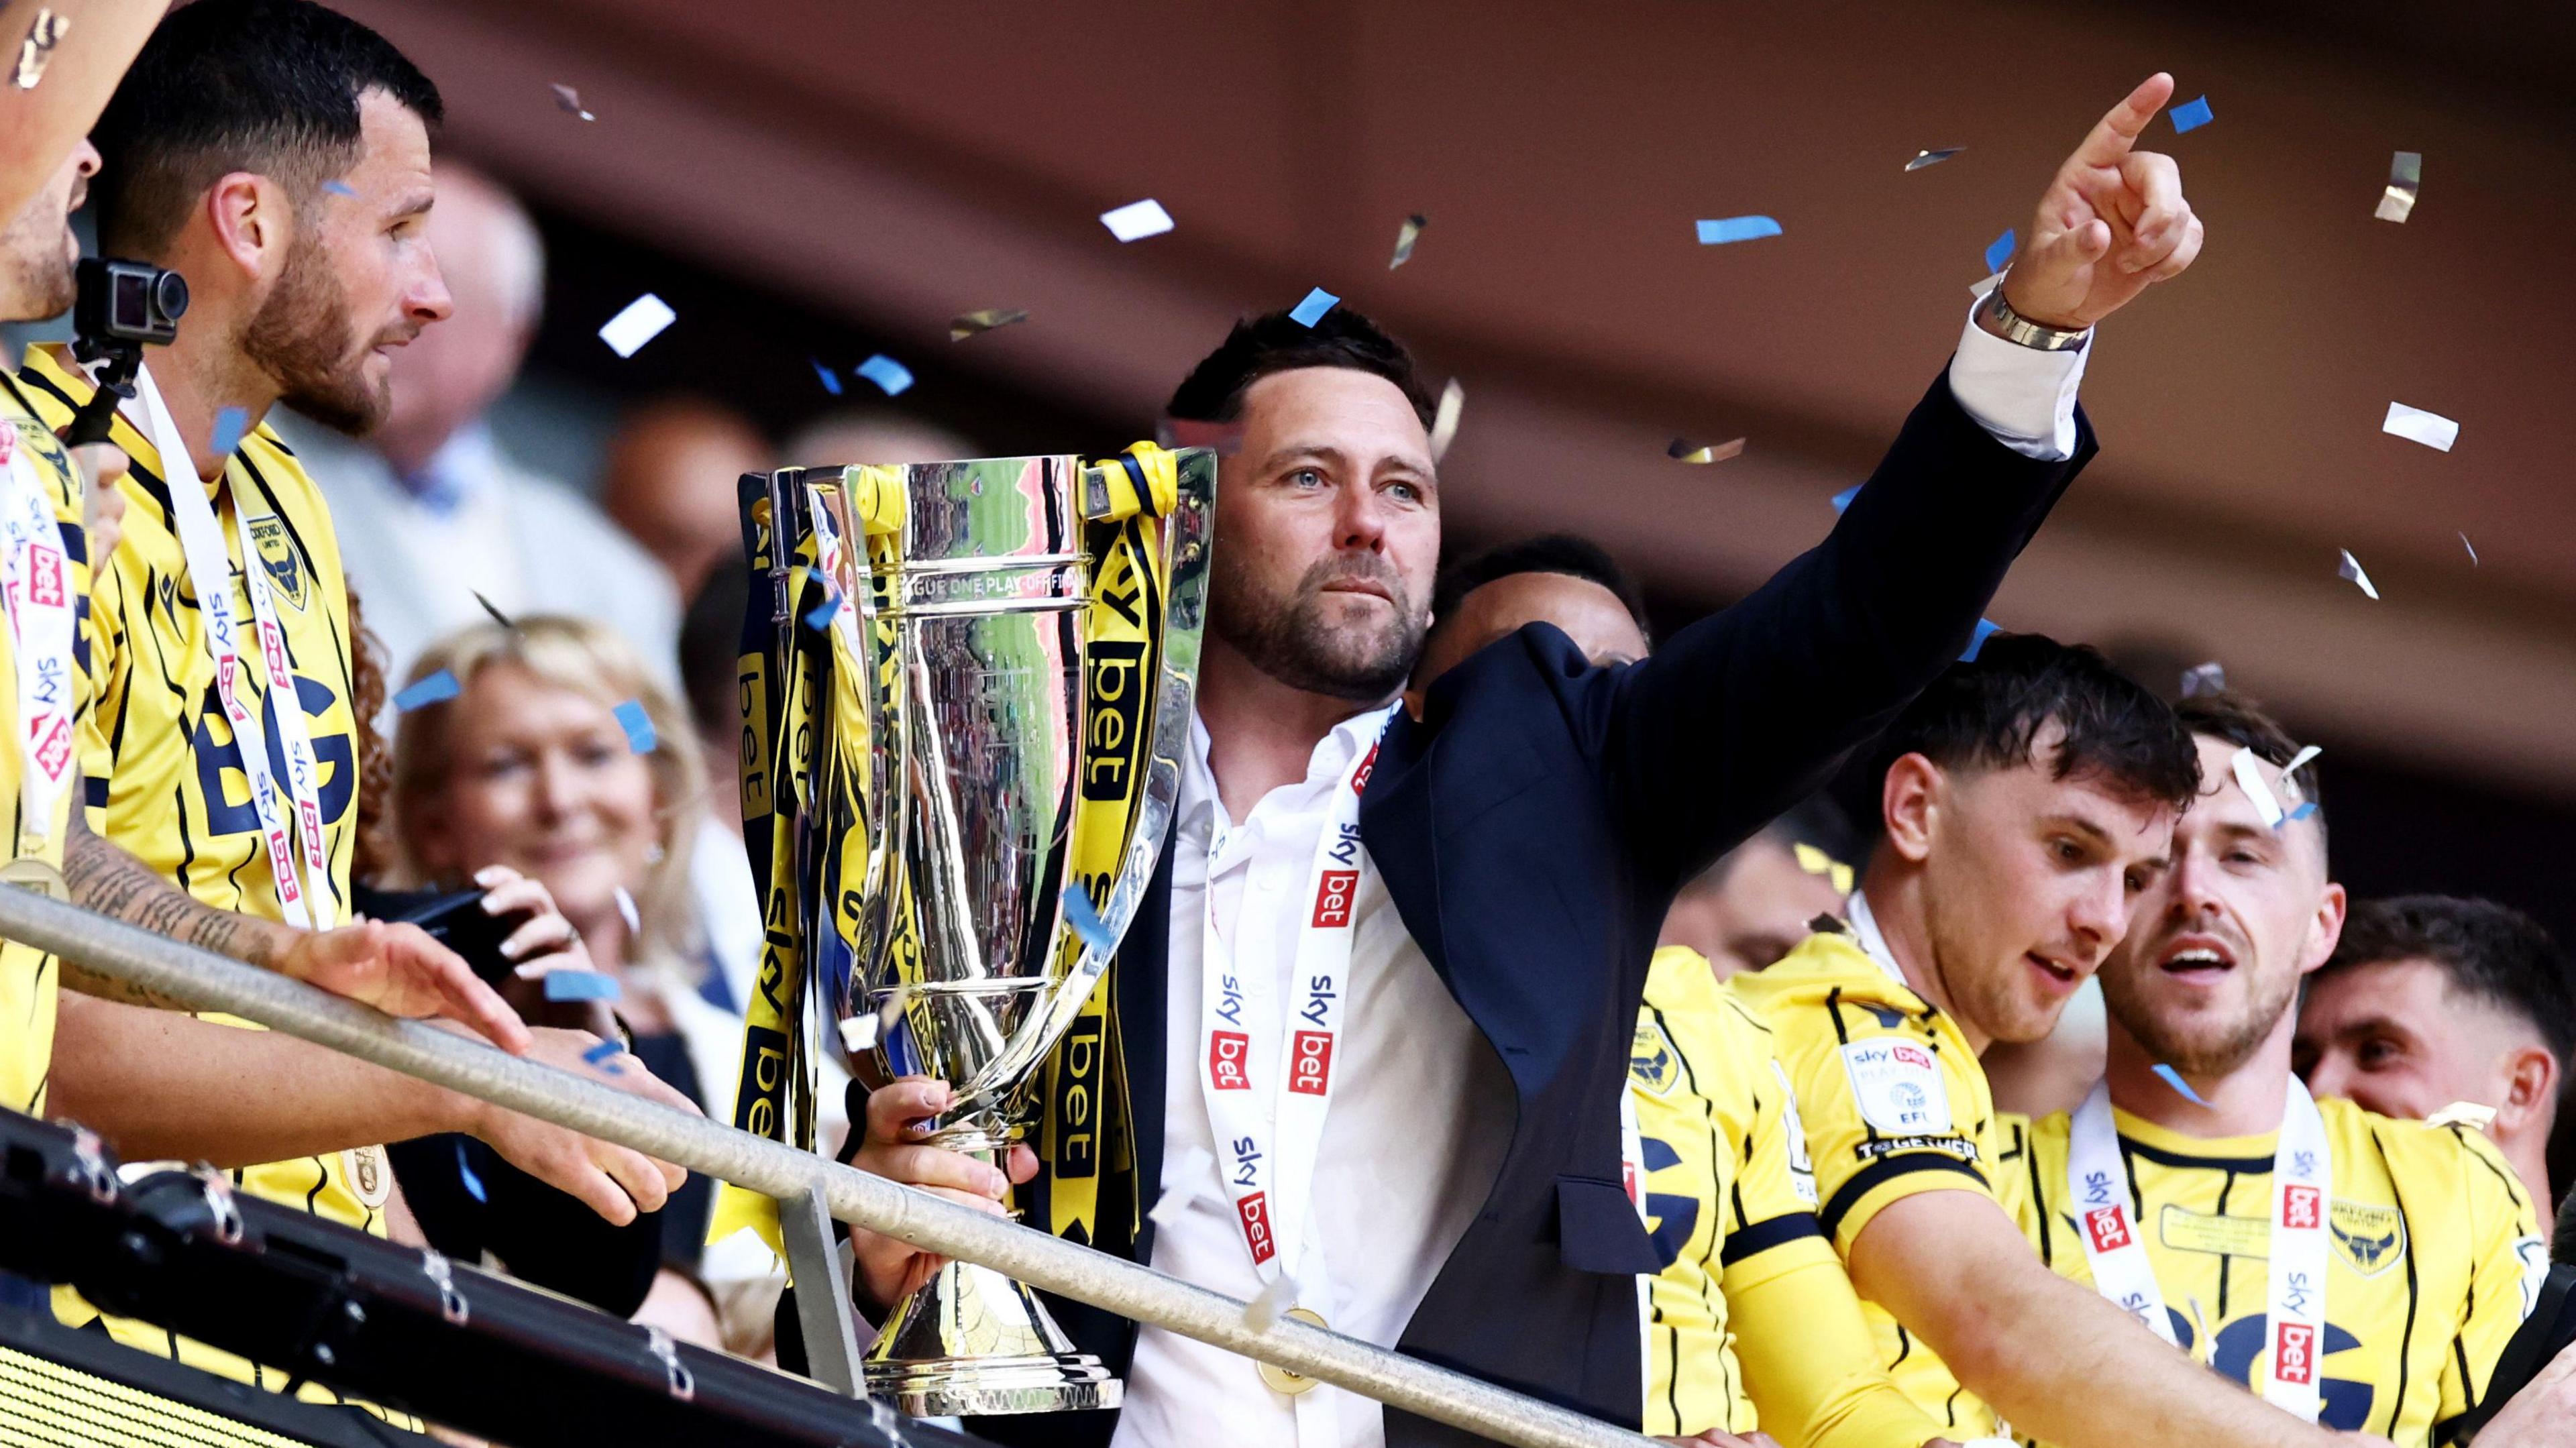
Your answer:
2153,1062 -> 2211,1106
582,1039 -> 624,1072
811,358 -> 842,396
392,669 -> 460,712
2283,800 -> 2317,826
1983,228 -> 2017,276
454,1139 -> 487,1204
2169,95 -> 2213,134
322,180 -> 357,199
211,407 -> 249,456
1696,215 -> 1782,246
545,970 -> 623,1003
854,354 -> 913,397
1830,484 -> 1862,514
1288,287 -> 1340,327
805,591 -> 843,630
1063,888 -> 1114,954
1960,619 -> 2001,663
612,699 -> 657,754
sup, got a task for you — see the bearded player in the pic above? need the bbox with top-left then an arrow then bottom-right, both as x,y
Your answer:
12,0 -> 699,1412
2004,691 -> 2544,1443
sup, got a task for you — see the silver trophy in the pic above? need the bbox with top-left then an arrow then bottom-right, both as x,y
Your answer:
751,449 -> 1212,1415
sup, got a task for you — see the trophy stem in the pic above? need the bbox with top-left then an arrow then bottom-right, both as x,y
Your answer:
861,1223 -> 1123,1414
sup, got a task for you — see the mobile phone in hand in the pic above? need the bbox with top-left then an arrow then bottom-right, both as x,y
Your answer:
352,883 -> 536,986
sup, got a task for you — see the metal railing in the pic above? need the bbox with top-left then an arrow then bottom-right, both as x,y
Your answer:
0,888 -> 1654,1448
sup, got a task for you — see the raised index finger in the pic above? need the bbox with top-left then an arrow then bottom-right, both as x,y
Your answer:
2068,72 -> 2175,169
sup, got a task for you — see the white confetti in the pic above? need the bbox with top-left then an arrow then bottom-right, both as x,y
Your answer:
2230,747 -> 2287,829
614,885 -> 641,934
2179,661 -> 2226,698
2337,549 -> 2379,600
1099,199 -> 1174,242
1244,1271 -> 1299,1330
598,293 -> 676,358
837,1013 -> 880,1055
1905,147 -> 1964,172
1428,378 -> 1464,463
2373,151 -> 2420,223
2460,531 -> 2478,566
2381,401 -> 2458,452
550,82 -> 596,122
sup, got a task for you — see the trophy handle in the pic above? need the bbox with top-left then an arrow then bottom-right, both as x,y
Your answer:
950,447 -> 1215,1111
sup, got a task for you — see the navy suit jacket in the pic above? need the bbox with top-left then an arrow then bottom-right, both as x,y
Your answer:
953,372 -> 2092,1448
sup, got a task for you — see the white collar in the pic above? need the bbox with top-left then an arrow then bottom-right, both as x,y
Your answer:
1843,889 -> 1915,991
1183,701 -> 1399,836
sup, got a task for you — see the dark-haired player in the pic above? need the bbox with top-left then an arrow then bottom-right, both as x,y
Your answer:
2298,896 -> 2573,1227
13,0 -> 694,1408
2006,692 -> 2544,1444
1736,636 -> 2375,1448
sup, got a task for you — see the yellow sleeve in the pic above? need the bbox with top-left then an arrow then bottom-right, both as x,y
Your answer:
1778,995 -> 1992,1254
1731,1254 -> 1948,1448
2438,1123 -> 2546,1427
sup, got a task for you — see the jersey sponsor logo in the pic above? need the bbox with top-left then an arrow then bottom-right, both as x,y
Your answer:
1839,1038 -> 1952,1135
1311,868 -> 1358,928
1236,1189 -> 1277,1264
2282,1182 -> 2323,1231
2271,1320 -> 2317,1386
244,513 -> 307,611
1629,1019 -> 1682,1095
1287,1029 -> 1334,1095
2084,1205 -> 2134,1253
2327,1201 -> 2404,1278
1209,1029 -> 1252,1090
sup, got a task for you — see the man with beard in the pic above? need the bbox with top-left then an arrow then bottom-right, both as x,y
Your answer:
12,0 -> 700,1413
2005,691 -> 2546,1443
841,75 -> 2237,1448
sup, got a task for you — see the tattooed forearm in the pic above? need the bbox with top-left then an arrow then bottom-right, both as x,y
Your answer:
61,816 -> 294,1005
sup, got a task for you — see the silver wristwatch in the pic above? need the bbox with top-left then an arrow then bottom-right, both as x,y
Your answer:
1978,284 -> 2090,353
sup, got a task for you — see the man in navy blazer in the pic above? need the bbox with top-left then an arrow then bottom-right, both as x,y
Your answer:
842,74 -> 2206,1448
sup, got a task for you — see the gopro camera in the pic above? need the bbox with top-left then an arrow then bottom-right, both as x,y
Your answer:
72,256 -> 188,350
61,257 -> 189,448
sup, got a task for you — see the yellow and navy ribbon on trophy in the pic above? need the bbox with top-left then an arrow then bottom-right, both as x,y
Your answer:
1040,443 -> 1180,1250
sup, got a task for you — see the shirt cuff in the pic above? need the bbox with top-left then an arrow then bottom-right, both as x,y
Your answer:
1945,292 -> 2088,461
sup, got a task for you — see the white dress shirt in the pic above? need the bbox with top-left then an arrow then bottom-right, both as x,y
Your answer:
1110,308 -> 2088,1448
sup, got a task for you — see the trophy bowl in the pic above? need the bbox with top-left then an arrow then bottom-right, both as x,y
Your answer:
757,447 -> 1211,1415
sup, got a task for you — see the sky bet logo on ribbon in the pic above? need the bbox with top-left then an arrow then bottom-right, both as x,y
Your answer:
1236,1190 -> 1277,1265
2084,1205 -> 2133,1254
1290,1029 -> 1334,1095
1210,1029 -> 1252,1090
1312,870 -> 1359,928
2273,1321 -> 2318,1386
2283,1183 -> 2323,1231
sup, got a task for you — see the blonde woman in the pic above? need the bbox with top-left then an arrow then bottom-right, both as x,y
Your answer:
390,614 -> 841,1355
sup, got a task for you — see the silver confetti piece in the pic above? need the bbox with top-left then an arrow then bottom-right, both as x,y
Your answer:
614,886 -> 641,935
2373,151 -> 2420,223
1244,1271 -> 1298,1329
1389,213 -> 1426,269
11,8 -> 66,90
1428,378 -> 1464,463
2179,661 -> 2226,698
2337,549 -> 2379,600
2460,531 -> 2478,566
551,82 -> 596,121
1668,437 -> 1746,465
1905,147 -> 1963,172
949,307 -> 1028,341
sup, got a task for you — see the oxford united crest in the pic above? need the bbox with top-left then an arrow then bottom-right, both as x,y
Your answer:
245,514 -> 307,610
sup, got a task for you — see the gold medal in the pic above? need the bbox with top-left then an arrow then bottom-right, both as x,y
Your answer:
1256,1306 -> 1328,1396
0,856 -> 68,901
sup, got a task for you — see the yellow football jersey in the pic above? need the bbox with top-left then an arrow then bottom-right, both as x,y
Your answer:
17,353 -> 406,1425
0,370 -> 110,1116
1729,925 -> 2004,1439
2003,1098 -> 2544,1445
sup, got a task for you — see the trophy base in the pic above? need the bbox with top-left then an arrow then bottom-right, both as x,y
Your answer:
863,1258 -> 1123,1416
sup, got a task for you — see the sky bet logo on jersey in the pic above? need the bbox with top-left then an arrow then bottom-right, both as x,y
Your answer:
1840,1038 -> 1953,1135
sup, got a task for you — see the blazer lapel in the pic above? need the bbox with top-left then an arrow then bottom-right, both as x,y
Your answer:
1120,836 -> 1176,1261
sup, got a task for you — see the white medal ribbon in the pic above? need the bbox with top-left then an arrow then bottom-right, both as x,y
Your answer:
127,366 -> 333,929
1199,726 -> 1383,1439
0,420 -> 76,854
2067,1075 -> 2331,1417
